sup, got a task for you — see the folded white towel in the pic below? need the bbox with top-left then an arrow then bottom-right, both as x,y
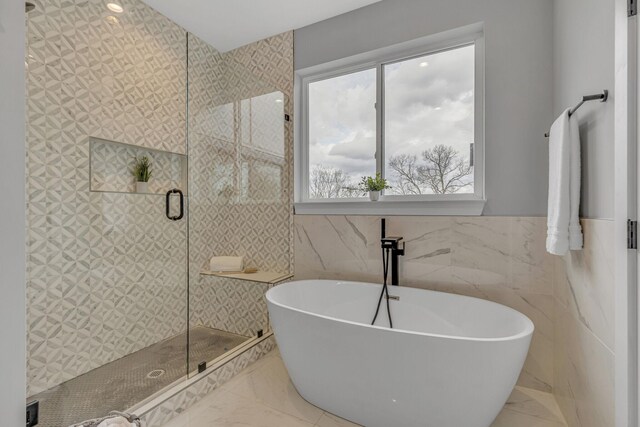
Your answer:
546,109 -> 583,255
96,416 -> 136,427
69,412 -> 140,427
210,256 -> 244,272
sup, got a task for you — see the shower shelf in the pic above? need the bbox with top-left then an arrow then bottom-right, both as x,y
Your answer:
89,137 -> 188,195
200,270 -> 293,284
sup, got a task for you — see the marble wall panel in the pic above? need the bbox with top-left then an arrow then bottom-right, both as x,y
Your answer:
293,215 -> 555,392
553,219 -> 615,427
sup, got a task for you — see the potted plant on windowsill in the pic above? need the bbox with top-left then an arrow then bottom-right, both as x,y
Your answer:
359,173 -> 391,201
132,156 -> 153,193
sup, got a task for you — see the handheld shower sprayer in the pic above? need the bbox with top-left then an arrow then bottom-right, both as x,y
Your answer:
371,219 -> 405,328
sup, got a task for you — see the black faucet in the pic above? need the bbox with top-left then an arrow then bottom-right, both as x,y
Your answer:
381,236 -> 405,286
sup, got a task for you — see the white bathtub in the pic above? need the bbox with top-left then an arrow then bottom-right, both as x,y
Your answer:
266,280 -> 534,427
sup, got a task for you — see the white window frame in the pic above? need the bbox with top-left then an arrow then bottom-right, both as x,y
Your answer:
294,23 -> 486,216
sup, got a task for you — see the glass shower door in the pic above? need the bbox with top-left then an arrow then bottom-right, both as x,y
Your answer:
186,33 -> 289,376
25,1 -> 190,425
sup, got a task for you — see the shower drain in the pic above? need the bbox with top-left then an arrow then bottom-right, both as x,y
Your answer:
146,369 -> 165,379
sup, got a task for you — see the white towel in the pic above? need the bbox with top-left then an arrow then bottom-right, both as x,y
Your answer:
210,256 -> 244,272
546,109 -> 583,255
96,417 -> 136,427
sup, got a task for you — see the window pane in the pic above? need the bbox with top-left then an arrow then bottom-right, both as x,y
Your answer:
384,44 -> 475,195
308,68 -> 376,199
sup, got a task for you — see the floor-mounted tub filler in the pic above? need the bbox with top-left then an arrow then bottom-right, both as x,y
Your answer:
266,280 -> 534,427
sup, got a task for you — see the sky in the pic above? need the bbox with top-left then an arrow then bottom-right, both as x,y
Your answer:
308,44 -> 475,193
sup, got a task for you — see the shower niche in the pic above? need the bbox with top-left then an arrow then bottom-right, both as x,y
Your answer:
89,137 -> 188,195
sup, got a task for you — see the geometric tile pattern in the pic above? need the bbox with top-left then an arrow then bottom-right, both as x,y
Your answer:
186,32 -> 293,276
139,336 -> 277,426
26,0 -> 294,400
189,276 -> 270,339
27,190 -> 188,397
186,31 -> 294,374
25,0 -> 190,397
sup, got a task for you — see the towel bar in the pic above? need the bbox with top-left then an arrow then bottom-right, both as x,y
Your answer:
544,90 -> 608,138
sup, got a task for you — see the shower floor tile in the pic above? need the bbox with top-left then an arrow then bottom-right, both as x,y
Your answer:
161,349 -> 568,427
29,326 -> 249,427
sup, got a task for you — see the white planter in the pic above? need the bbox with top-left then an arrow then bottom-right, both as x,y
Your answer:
369,191 -> 380,201
136,181 -> 149,193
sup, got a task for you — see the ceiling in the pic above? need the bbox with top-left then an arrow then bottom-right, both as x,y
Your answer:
142,0 -> 383,52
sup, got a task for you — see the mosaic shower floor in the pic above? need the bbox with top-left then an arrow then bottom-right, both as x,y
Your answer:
30,326 -> 249,427
161,349 -> 569,427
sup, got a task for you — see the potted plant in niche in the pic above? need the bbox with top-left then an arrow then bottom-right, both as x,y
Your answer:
132,156 -> 153,193
359,173 -> 391,201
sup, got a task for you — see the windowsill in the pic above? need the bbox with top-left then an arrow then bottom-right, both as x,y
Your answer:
294,199 -> 486,216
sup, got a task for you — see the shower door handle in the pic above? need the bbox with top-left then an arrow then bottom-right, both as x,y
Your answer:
166,189 -> 184,221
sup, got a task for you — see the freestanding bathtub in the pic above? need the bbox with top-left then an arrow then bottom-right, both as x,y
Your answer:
266,280 -> 534,427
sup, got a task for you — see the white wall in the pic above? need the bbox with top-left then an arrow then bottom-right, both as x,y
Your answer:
553,0 -> 614,219
294,0 -> 554,216
0,0 -> 26,424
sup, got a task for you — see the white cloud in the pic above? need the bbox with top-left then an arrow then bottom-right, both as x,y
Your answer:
308,44 -> 475,181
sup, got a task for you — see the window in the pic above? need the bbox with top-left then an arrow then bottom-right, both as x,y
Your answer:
308,69 -> 376,199
296,26 -> 485,215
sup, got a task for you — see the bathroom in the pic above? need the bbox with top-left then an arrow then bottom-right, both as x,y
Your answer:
0,0 -> 630,426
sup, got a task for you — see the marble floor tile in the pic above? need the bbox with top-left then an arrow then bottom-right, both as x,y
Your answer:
161,350 -> 567,427
161,388 -> 316,427
496,387 -> 566,425
223,350 -> 324,424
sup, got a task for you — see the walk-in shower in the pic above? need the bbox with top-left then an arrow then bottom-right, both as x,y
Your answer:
24,1 -> 291,425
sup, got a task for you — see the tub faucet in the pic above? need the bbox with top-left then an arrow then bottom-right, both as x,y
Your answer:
381,236 -> 405,286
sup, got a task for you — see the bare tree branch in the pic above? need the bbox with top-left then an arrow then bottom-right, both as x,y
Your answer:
387,145 -> 472,195
388,154 -> 423,195
418,144 -> 473,194
309,165 -> 359,199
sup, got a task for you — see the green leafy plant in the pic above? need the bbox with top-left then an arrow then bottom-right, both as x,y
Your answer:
132,156 -> 153,183
359,173 -> 391,194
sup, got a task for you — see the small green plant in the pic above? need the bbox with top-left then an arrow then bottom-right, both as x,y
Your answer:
359,173 -> 391,194
132,156 -> 153,183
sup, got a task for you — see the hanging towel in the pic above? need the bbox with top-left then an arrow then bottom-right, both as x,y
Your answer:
546,109 -> 583,255
209,255 -> 244,272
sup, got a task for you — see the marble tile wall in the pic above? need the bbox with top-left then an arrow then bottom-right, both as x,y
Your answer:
553,219 -> 615,427
294,215 -> 555,392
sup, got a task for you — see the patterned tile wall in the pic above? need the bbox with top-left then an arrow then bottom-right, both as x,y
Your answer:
186,32 -> 294,348
26,0 -> 190,396
293,215 -> 556,393
26,0 -> 294,398
189,277 -> 270,338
